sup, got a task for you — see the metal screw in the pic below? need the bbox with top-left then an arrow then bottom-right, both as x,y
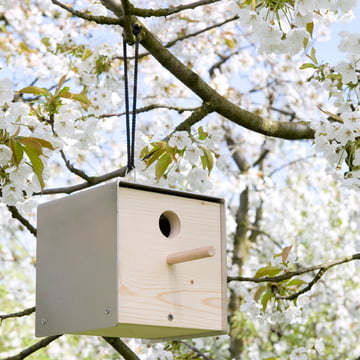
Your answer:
104,308 -> 110,315
41,318 -> 46,325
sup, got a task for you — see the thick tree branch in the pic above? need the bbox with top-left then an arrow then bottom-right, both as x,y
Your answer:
2,335 -> 62,360
228,253 -> 360,283
52,0 -> 314,140
138,22 -> 314,140
103,337 -> 140,360
7,206 -> 37,237
0,307 -> 35,322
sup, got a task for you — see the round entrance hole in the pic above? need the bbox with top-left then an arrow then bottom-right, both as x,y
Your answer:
159,211 -> 180,238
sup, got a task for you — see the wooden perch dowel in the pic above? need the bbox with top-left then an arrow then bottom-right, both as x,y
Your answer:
166,246 -> 216,265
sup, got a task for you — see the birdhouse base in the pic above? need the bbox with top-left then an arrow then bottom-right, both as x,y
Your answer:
75,323 -> 223,341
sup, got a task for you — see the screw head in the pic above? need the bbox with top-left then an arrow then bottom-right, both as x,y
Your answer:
41,318 -> 46,325
104,308 -> 110,315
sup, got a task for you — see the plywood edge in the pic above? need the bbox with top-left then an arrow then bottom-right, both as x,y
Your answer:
219,200 -> 228,332
118,180 -> 225,204
72,323 -> 226,340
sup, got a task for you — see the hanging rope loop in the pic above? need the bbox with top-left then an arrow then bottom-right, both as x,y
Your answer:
123,24 -> 141,172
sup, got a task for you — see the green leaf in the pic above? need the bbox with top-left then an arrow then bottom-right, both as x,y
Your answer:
254,266 -> 282,278
165,144 -> 177,162
19,137 -> 43,154
140,145 -> 150,159
23,145 -> 45,188
17,86 -> 49,97
9,138 -> 24,166
155,153 -> 171,180
261,290 -> 272,312
144,148 -> 165,168
55,74 -> 68,95
254,285 -> 267,302
306,22 -> 314,38
310,47 -> 318,64
281,245 -> 293,263
287,278 -> 306,287
70,93 -> 91,105
20,137 -> 54,151
299,63 -> 317,70
200,146 -> 214,174
198,126 -> 208,140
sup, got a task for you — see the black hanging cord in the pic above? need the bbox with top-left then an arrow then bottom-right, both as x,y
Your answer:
123,24 -> 141,172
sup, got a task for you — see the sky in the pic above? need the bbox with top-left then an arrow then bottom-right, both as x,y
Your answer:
316,2 -> 360,63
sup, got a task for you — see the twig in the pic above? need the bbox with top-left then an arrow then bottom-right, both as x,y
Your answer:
275,268 -> 326,301
2,335 -> 62,360
0,307 -> 35,322
165,16 -> 238,48
177,340 -> 214,360
131,0 -> 221,17
51,0 -> 122,25
228,253 -> 360,283
268,155 -> 315,177
103,337 -> 140,360
100,104 -> 199,117
60,150 -> 92,182
7,206 -> 37,237
34,166 -> 127,195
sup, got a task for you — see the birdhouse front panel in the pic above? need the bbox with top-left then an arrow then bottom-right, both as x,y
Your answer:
117,187 -> 224,332
36,180 -> 227,340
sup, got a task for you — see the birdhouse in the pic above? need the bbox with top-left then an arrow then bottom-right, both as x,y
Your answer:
36,180 -> 227,340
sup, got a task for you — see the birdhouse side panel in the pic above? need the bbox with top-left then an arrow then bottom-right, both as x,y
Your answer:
36,181 -> 119,336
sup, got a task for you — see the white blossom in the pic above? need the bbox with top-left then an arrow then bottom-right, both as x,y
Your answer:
314,338 -> 325,355
168,131 -> 192,150
335,61 -> 358,84
290,347 -> 308,360
0,78 -> 13,105
0,144 -> 12,166
187,167 -> 212,193
285,306 -> 303,324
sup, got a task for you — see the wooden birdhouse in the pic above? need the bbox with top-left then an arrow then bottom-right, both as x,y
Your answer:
36,180 -> 227,340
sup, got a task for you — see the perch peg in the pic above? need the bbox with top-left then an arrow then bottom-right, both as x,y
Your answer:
166,246 -> 216,265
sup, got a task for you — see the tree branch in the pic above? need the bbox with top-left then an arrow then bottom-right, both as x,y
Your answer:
7,206 -> 37,237
2,335 -> 62,360
176,340 -> 214,360
275,268 -> 326,301
0,307 -> 35,322
52,0 -> 314,140
164,16 -> 238,48
131,0 -> 221,17
103,337 -> 140,360
100,104 -> 199,117
51,0 -> 122,25
34,166 -> 127,195
268,155 -> 315,177
138,21 -> 314,140
228,253 -> 360,283
60,150 -> 92,182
